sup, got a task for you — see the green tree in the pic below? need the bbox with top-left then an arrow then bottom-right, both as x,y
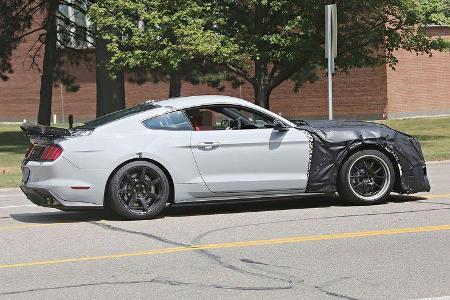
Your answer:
88,0 -> 237,97
0,0 -> 56,124
0,0 -> 35,81
418,0 -> 450,24
211,0 -> 450,109
0,0 -> 78,125
0,0 -> 126,124
58,0 -> 126,118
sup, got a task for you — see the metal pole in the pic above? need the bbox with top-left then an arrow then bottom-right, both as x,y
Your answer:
327,6 -> 333,120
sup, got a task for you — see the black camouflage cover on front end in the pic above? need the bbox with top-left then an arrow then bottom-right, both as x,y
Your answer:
296,120 -> 430,194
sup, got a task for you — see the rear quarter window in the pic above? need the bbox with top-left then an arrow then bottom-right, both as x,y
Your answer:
143,111 -> 193,131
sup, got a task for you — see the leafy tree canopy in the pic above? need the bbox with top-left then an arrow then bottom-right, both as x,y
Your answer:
88,0 -> 237,74
418,0 -> 450,25
209,0 -> 450,108
90,0 -> 450,108
0,0 -> 36,80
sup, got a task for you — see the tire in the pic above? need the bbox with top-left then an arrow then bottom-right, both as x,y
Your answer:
107,161 -> 170,220
337,150 -> 395,205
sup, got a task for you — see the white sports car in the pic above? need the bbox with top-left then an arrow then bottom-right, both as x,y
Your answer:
20,95 -> 430,219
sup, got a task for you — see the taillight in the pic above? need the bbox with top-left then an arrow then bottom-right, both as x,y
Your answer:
25,144 -> 34,158
40,144 -> 63,161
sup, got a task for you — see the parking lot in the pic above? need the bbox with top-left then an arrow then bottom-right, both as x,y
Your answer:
0,162 -> 449,299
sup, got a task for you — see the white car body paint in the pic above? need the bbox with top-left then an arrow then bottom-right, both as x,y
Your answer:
190,128 -> 310,193
21,95 -> 312,207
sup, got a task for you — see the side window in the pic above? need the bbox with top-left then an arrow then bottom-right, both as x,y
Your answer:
143,111 -> 193,131
185,105 -> 276,131
227,106 -> 275,129
185,108 -> 232,131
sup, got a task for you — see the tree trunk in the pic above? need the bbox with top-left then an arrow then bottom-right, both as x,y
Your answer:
253,59 -> 272,110
37,0 -> 58,125
254,83 -> 271,110
113,71 -> 125,111
95,35 -> 125,118
169,71 -> 182,98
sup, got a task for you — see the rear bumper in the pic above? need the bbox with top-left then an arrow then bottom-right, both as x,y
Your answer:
20,185 -> 103,210
20,186 -> 63,208
21,156 -> 107,207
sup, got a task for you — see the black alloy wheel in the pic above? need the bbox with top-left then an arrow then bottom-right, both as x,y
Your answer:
108,161 -> 169,219
338,150 -> 395,205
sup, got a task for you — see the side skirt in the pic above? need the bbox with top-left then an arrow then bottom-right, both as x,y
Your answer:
175,189 -> 324,204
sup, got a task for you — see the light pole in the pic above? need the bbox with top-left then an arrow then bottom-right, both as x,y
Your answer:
325,4 -> 337,120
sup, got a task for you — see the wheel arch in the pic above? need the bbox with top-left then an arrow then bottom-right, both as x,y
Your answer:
103,158 -> 175,207
338,144 -> 401,192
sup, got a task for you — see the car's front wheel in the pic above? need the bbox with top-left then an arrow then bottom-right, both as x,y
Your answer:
107,161 -> 170,219
338,150 -> 395,205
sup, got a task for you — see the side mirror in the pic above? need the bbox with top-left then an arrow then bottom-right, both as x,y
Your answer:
273,120 -> 289,132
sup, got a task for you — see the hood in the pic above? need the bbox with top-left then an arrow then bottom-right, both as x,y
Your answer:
301,120 -> 409,142
306,120 -> 387,130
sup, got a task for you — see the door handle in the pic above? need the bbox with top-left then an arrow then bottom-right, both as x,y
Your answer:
198,142 -> 220,150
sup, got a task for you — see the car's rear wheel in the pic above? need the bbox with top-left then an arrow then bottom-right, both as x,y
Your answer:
108,161 -> 169,219
338,150 -> 394,205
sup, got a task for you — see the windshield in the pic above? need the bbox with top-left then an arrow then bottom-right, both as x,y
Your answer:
76,103 -> 159,129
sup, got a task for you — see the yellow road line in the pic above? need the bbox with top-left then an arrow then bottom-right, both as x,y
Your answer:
1,224 -> 449,269
421,193 -> 450,199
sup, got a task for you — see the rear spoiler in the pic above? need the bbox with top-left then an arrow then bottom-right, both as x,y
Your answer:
20,123 -> 71,143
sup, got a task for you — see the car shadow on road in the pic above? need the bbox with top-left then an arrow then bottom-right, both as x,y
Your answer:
8,194 -> 428,224
163,194 -> 428,218
9,210 -> 111,224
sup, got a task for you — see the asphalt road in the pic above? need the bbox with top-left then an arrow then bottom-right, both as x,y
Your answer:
1,162 -> 449,299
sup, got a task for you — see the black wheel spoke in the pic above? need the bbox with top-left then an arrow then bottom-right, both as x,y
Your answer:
126,174 -> 136,187
128,196 -> 137,208
140,167 -> 147,181
363,159 -> 368,169
148,178 -> 161,187
148,193 -> 160,200
354,180 -> 364,187
138,197 -> 149,211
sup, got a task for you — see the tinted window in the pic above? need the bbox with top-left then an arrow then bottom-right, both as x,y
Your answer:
143,111 -> 192,131
77,103 -> 158,129
185,105 -> 275,131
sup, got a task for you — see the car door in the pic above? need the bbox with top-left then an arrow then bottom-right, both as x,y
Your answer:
186,105 -> 311,193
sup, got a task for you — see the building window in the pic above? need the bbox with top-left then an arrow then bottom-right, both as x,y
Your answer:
57,0 -> 93,49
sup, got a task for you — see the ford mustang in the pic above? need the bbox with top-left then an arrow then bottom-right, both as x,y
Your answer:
20,95 -> 430,219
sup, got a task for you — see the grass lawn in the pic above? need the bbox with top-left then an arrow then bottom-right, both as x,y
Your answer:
1,117 -> 449,188
0,124 -> 29,188
381,117 -> 450,161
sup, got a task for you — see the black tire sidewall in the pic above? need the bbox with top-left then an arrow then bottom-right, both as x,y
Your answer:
338,150 -> 395,205
107,161 -> 170,220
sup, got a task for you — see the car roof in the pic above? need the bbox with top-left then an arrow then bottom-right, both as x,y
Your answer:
91,95 -> 297,132
154,95 -> 254,110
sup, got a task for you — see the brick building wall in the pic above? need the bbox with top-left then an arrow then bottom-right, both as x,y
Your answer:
0,26 -> 448,122
386,26 -> 450,118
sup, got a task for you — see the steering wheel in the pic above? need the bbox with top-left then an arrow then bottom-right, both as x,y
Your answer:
228,118 -> 242,130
